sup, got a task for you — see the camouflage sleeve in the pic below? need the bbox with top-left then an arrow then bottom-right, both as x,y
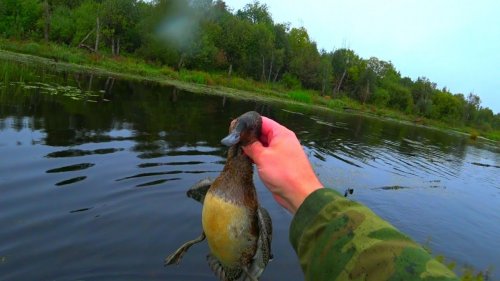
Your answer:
289,188 -> 459,281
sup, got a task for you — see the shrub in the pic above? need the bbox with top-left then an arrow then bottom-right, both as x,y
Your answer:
160,66 -> 179,79
227,77 -> 256,91
371,88 -> 390,107
24,42 -> 42,55
327,98 -> 348,109
281,72 -> 301,89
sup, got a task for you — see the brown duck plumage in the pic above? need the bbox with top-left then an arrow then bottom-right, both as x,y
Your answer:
165,111 -> 272,281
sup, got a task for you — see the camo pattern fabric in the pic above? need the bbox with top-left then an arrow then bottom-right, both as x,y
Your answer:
290,188 -> 459,281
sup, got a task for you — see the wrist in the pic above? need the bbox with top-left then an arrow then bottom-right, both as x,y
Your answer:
288,176 -> 323,214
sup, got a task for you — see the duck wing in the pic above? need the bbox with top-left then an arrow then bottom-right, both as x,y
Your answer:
257,207 -> 273,262
241,207 -> 273,280
186,178 -> 213,204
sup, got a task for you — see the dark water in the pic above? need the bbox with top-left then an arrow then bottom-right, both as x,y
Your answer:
0,61 -> 499,280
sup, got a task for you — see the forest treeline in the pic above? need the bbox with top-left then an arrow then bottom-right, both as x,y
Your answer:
0,0 -> 499,132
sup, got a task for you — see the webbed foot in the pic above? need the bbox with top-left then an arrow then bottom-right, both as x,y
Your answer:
164,232 -> 205,266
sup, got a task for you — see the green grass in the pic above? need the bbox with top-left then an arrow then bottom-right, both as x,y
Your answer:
0,40 -> 86,64
482,130 -> 500,141
324,96 -> 363,111
179,70 -> 210,85
0,59 -> 39,82
288,90 -> 313,104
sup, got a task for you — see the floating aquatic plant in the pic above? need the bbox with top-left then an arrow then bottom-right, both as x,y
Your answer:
6,81 -> 107,102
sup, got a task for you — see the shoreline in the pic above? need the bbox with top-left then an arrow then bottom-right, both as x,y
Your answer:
0,49 -> 497,143
0,49 -> 293,105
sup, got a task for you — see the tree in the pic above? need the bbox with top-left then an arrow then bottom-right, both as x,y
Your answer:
319,51 -> 333,95
475,107 -> 494,130
42,0 -> 50,41
236,1 -> 273,25
49,5 -> 75,44
101,0 -> 139,56
331,48 -> 361,96
464,93 -> 481,123
358,58 -> 403,106
134,0 -> 178,64
288,27 -> 321,88
183,29 -> 218,70
493,114 -> 500,130
72,1 -> 102,52
355,61 -> 372,104
245,22 -> 275,81
268,23 -> 290,82
0,0 -> 41,39
412,77 -> 436,116
216,16 -> 252,76
431,92 -> 463,124
373,61 -> 402,107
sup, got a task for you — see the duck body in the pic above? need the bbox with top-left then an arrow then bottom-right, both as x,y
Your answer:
202,146 -> 258,276
165,111 -> 272,281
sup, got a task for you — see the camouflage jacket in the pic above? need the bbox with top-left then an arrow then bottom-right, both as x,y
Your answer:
289,188 -> 459,281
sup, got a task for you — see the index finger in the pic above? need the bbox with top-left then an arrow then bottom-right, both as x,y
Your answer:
261,116 -> 289,146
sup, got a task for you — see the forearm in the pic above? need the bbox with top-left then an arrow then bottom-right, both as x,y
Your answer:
290,188 -> 458,281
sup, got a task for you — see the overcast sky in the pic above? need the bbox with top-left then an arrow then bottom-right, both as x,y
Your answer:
223,0 -> 500,113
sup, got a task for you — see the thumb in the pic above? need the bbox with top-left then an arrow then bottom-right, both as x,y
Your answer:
242,141 -> 266,165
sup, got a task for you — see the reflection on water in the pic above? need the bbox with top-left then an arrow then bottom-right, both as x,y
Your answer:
0,60 -> 499,280
46,163 -> 95,173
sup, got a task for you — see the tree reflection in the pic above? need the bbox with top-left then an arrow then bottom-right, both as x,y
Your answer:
0,60 -> 480,165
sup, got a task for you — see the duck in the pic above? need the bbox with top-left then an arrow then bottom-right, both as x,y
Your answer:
165,111 -> 272,281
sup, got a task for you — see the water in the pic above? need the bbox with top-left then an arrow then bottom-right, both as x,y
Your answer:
0,61 -> 499,280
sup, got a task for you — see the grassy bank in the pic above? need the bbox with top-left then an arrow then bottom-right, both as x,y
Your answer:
0,39 -> 498,142
0,39 -> 286,97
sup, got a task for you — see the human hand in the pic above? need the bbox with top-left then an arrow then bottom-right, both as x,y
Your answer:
242,116 -> 323,214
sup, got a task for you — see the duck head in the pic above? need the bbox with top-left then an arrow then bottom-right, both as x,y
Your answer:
221,111 -> 262,147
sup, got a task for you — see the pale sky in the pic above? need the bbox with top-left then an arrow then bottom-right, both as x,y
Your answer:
224,0 -> 500,113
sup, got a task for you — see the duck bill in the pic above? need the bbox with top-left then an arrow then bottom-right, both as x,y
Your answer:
221,131 -> 240,146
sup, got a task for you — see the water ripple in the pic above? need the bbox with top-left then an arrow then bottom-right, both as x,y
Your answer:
137,161 -> 204,168
69,207 -> 93,214
136,149 -> 221,159
55,176 -> 87,186
328,151 -> 363,168
46,163 -> 95,173
46,148 -> 124,158
116,170 -> 218,181
135,178 -> 181,188
471,162 -> 500,168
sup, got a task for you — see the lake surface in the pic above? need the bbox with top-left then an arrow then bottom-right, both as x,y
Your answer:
0,60 -> 499,280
